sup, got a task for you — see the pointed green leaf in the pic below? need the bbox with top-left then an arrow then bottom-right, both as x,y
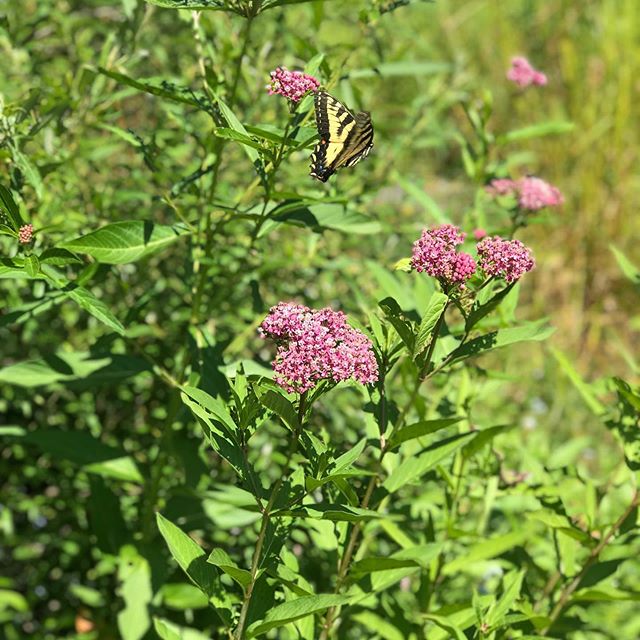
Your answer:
414,292 -> 448,357
156,513 -> 220,598
61,221 -> 189,264
246,594 -> 352,638
384,432 -> 474,493
0,184 -> 24,229
259,390 -> 299,431
388,417 -> 462,449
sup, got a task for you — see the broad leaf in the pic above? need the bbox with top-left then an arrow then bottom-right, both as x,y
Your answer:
384,432 -> 474,493
156,513 -> 221,598
246,594 -> 352,638
414,292 -> 448,357
61,221 -> 189,264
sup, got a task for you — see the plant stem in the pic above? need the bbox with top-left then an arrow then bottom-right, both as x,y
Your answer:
190,11 -> 255,327
540,490 -> 639,636
320,304 -> 450,637
233,393 -> 306,640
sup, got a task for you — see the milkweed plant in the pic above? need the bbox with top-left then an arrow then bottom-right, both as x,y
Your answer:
1,2 -> 638,640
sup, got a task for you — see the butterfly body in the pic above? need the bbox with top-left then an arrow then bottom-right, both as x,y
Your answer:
310,90 -> 374,182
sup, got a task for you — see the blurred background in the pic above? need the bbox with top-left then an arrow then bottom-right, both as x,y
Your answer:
1,0 -> 638,637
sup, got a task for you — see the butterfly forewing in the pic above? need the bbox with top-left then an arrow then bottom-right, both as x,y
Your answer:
310,91 -> 374,182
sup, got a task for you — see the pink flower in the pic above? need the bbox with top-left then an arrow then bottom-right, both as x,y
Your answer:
260,302 -> 378,394
473,228 -> 487,240
517,176 -> 564,211
477,236 -> 535,283
486,176 -> 563,211
507,56 -> 548,88
18,224 -> 33,244
486,178 -> 519,198
267,67 -> 320,103
411,224 -> 476,286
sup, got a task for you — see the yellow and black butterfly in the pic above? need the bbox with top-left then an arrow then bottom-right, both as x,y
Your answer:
309,90 -> 374,182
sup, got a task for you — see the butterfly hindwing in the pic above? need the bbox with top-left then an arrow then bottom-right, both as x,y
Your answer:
310,90 -> 374,182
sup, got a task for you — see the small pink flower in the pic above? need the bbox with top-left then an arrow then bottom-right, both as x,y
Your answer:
486,178 -> 519,197
260,302 -> 378,394
507,56 -> 548,88
477,236 -> 535,283
486,176 -> 563,212
473,228 -> 487,240
267,67 -> 320,103
411,224 -> 476,286
18,224 -> 34,244
517,176 -> 564,211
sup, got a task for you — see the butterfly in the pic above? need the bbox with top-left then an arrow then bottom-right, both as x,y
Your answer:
309,90 -> 374,182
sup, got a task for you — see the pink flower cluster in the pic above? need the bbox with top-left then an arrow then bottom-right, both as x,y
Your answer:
411,224 -> 477,286
486,176 -> 564,211
507,56 -> 547,88
18,224 -> 33,244
259,302 -> 379,394
477,236 -> 535,283
267,67 -> 320,103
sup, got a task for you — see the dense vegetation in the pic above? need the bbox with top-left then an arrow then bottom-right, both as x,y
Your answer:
1,1 -> 638,639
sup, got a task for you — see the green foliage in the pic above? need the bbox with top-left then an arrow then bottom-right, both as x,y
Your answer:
2,1 -> 638,640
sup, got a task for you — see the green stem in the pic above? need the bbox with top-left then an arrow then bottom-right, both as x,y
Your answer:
233,392 -> 306,640
190,12 -> 255,328
540,490 -> 639,636
319,303 -> 451,637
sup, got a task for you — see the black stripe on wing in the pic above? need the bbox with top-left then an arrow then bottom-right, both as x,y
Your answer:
310,90 -> 374,182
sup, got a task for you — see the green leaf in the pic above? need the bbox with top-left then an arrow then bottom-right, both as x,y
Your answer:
214,127 -> 265,152
70,584 -> 106,608
423,614 -> 467,640
0,351 -> 148,388
117,548 -> 152,640
330,438 -> 367,473
246,594 -> 352,638
442,531 -> 528,575
15,429 -> 143,483
156,513 -> 221,598
378,296 -> 415,352
144,0 -> 232,10
61,221 -> 189,264
351,544 -> 442,577
388,417 -> 463,449
486,570 -> 525,626
446,321 -> 554,365
23,255 -> 40,277
181,386 -> 238,434
259,390 -> 300,431
214,96 -> 260,164
465,282 -> 518,331
207,548 -> 252,589
13,149 -> 44,198
160,584 -> 209,610
0,589 -> 29,612
414,292 -> 448,357
153,618 -> 211,640
258,203 -> 381,237
63,284 -> 126,334
498,121 -> 575,144
98,67 -> 205,107
384,432 -> 474,493
350,612 -> 405,640
39,247 -> 83,266
0,184 -> 24,229
611,245 -> 639,283
462,424 -> 513,459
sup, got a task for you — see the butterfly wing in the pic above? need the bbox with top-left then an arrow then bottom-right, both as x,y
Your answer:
310,91 -> 374,182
